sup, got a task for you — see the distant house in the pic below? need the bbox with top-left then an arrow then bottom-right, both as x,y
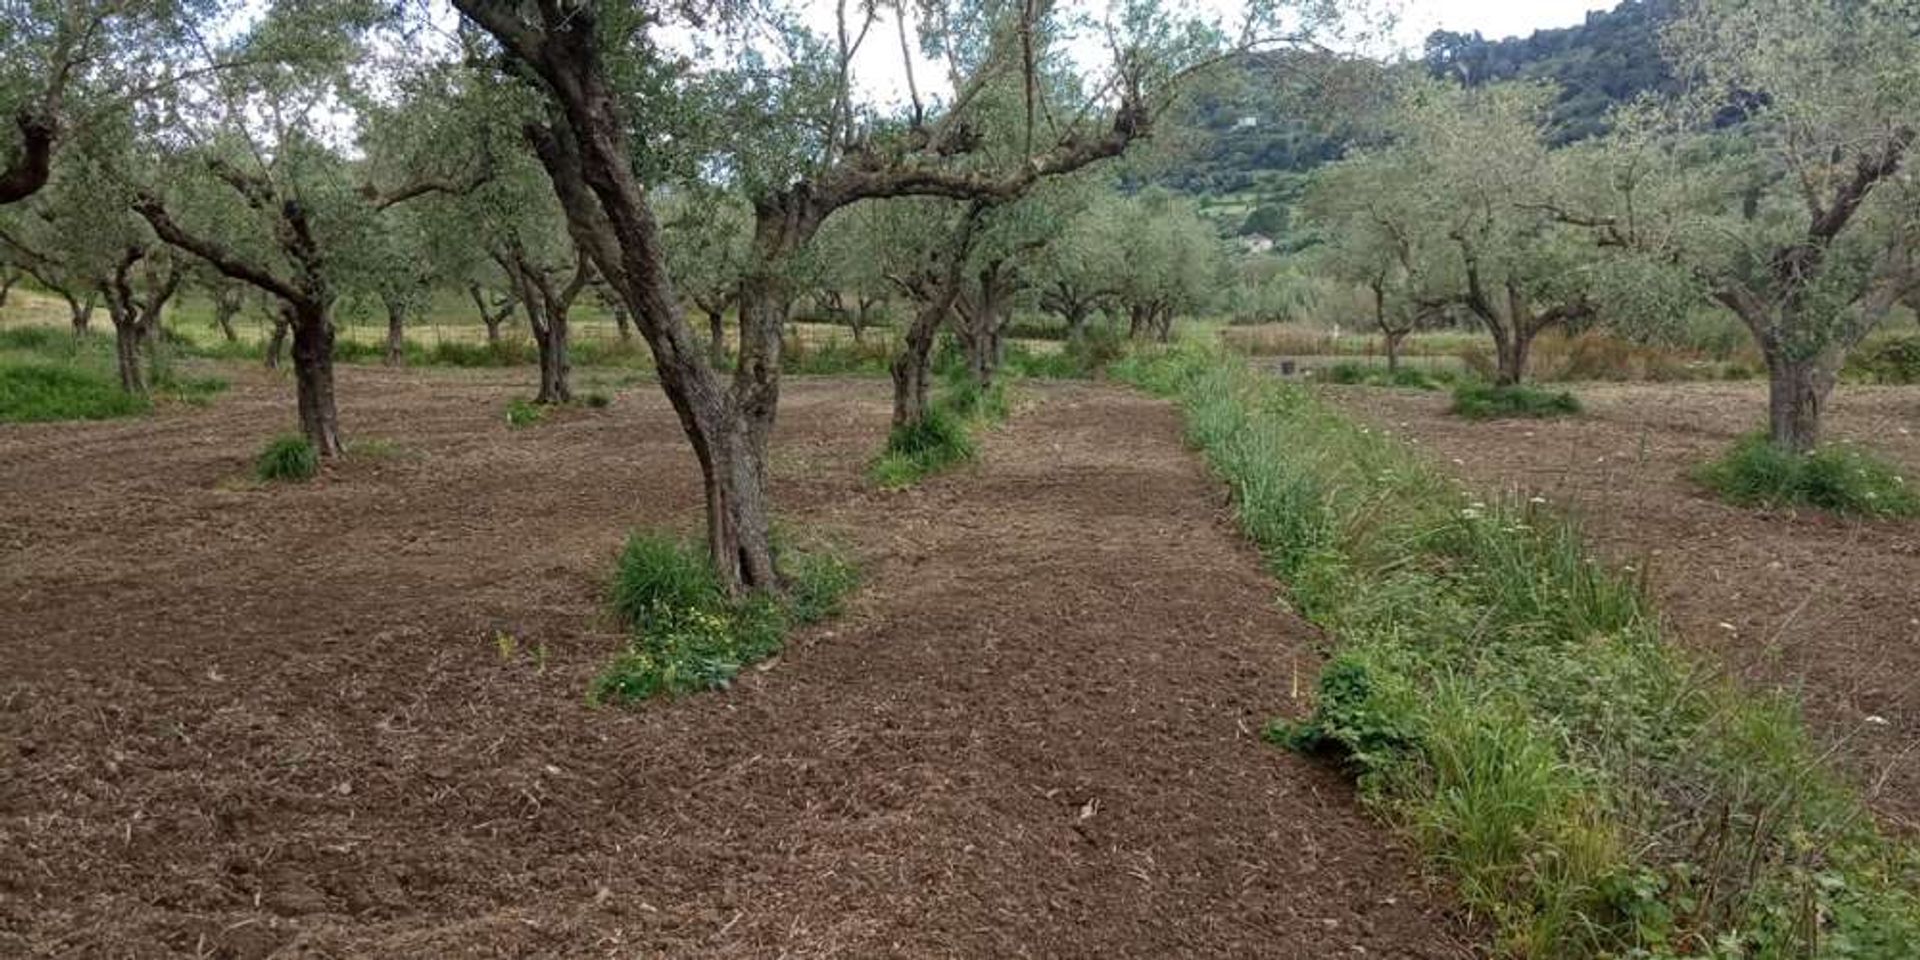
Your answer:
1237,233 -> 1276,254
1233,115 -> 1259,130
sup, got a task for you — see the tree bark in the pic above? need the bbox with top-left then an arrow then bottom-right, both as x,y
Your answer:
290,306 -> 343,456
612,300 -> 632,341
63,291 -> 92,335
212,291 -> 241,342
265,308 -> 290,369
1765,352 -> 1836,454
0,268 -> 17,308
891,299 -> 946,427
1385,329 -> 1407,373
706,308 -> 727,369
111,310 -> 145,394
383,296 -> 407,366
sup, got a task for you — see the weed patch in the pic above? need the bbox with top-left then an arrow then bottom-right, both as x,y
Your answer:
0,362 -> 149,422
1451,382 -> 1581,419
1319,361 -> 1445,390
1698,433 -> 1917,517
504,397 -> 545,428
592,533 -> 857,702
1116,344 -> 1920,957
255,434 -> 317,482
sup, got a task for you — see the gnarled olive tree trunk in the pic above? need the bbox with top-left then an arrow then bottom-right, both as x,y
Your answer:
290,305 -> 343,456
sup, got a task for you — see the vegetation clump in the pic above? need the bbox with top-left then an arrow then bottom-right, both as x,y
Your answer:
1844,335 -> 1920,385
0,362 -> 150,422
1118,344 -> 1920,958
593,533 -> 857,703
1319,361 -> 1444,390
254,434 -> 318,482
1698,434 -> 1918,518
504,397 -> 545,428
1450,382 -> 1581,420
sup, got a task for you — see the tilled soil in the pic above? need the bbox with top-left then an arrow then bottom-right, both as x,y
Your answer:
1,364 -> 1470,958
1323,380 -> 1920,830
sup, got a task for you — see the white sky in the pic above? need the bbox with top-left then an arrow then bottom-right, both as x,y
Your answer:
817,0 -> 1615,109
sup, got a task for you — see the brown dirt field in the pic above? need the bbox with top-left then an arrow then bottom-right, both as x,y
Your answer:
0,364 -> 1471,958
1322,381 -> 1920,830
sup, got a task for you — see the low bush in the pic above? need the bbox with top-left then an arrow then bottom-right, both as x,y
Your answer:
1318,361 -> 1445,390
785,336 -> 894,376
870,404 -> 975,489
592,533 -> 857,702
1845,334 -> 1920,385
1116,344 -> 1920,957
1450,382 -> 1581,419
581,390 -> 612,408
1697,433 -> 1918,517
254,434 -> 317,482
504,397 -> 545,428
0,362 -> 148,422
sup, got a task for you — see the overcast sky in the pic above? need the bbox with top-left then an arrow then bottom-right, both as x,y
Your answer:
811,0 -> 1615,108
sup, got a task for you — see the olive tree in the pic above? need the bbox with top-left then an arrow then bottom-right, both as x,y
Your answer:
134,2 -> 489,455
447,0 -> 1278,593
1547,0 -> 1920,452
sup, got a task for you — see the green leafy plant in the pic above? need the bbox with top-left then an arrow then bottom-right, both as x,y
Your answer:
1119,344 -> 1920,957
504,397 -> 545,428
254,434 -> 318,482
1450,382 -> 1581,419
1319,360 -> 1444,390
592,533 -> 857,703
1697,433 -> 1918,517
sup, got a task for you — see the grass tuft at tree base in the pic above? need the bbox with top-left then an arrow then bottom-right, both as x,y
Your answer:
1116,343 -> 1920,958
1450,381 -> 1581,419
504,397 -> 545,428
592,533 -> 858,703
1697,433 -> 1917,517
254,434 -> 318,482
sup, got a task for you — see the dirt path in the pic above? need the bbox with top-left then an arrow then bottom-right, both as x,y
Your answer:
1,366 -> 1468,958
1322,381 -> 1920,831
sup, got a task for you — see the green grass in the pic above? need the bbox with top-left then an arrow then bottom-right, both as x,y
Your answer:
591,532 -> 858,703
1451,382 -> 1582,419
1115,343 -> 1920,958
1319,360 -> 1448,390
0,362 -> 150,422
504,397 -> 545,428
0,327 -> 228,422
1697,433 -> 1918,518
869,405 -> 976,490
254,434 -> 317,482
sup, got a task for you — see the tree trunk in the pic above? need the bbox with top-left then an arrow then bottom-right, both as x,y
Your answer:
213,297 -> 239,343
532,308 -> 572,403
64,293 -> 92,335
707,308 -> 727,370
290,306 -> 343,456
112,314 -> 145,395
1128,303 -> 1150,340
0,270 -> 17,309
1765,352 -> 1835,454
384,298 -> 407,366
1064,303 -> 1091,345
891,299 -> 945,427
612,301 -> 632,341
265,309 -> 290,369
1496,325 -> 1533,387
1384,330 -> 1407,373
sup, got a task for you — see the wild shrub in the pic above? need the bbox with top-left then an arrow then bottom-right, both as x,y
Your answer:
1845,334 -> 1920,384
785,336 -> 894,375
254,434 -> 317,482
593,532 -> 857,702
0,362 -> 149,422
1697,433 -> 1917,517
1451,382 -> 1581,419
1319,361 -> 1443,390
504,397 -> 545,427
869,405 -> 975,489
581,390 -> 612,408
1119,344 -> 1920,957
